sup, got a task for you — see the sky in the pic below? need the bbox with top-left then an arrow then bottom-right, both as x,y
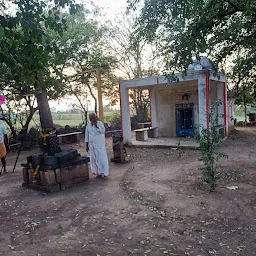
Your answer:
93,0 -> 127,20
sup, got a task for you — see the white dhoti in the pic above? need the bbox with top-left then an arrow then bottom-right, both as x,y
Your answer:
85,121 -> 109,177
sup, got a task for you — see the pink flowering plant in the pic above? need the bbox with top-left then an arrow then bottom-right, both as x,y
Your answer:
0,0 -> 80,95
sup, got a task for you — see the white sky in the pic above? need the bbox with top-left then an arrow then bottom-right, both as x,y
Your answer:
93,0 -> 127,20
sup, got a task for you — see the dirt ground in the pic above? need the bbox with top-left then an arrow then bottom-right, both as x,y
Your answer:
0,127 -> 255,256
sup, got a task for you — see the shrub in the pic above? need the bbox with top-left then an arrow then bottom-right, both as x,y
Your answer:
195,100 -> 228,192
105,111 -> 120,124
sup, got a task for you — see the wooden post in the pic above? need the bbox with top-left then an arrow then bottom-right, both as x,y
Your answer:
96,69 -> 104,122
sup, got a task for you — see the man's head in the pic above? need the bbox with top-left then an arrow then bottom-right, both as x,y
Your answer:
89,113 -> 97,123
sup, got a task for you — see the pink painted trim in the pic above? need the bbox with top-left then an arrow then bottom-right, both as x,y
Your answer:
231,104 -> 233,123
119,83 -> 123,133
223,82 -> 227,136
205,72 -> 210,131
149,90 -> 152,127
228,105 -> 230,126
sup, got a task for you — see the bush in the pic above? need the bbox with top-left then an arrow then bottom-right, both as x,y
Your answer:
195,101 -> 228,192
105,111 -> 120,124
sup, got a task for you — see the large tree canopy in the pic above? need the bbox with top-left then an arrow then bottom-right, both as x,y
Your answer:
129,0 -> 256,115
129,0 -> 256,73
0,0 -> 80,129
53,8 -> 118,115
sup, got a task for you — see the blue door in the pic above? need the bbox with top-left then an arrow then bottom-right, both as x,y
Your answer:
176,103 -> 194,137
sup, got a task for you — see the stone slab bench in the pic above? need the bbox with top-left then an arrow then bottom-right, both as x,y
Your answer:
57,132 -> 82,144
9,143 -> 21,151
105,130 -> 122,137
134,127 -> 159,141
137,122 -> 151,129
134,128 -> 149,141
148,127 -> 159,138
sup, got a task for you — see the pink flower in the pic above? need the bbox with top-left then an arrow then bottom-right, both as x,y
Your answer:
0,95 -> 6,102
34,43 -> 39,48
90,192 -> 93,195
17,63 -> 22,67
39,90 -> 43,94
42,27 -> 46,32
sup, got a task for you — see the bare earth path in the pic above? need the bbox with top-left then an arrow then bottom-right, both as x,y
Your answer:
0,127 -> 255,256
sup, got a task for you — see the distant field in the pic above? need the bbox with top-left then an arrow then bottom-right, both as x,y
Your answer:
29,111 -> 115,128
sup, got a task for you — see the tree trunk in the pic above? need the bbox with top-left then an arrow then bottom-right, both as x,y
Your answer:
94,98 -> 98,115
24,107 -> 38,133
36,92 -> 54,129
74,94 -> 88,125
2,117 -> 17,139
86,82 -> 97,114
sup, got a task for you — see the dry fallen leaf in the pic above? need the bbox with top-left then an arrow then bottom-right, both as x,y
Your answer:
226,186 -> 238,190
8,245 -> 15,250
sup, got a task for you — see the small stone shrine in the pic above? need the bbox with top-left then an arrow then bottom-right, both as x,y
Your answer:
22,128 -> 90,192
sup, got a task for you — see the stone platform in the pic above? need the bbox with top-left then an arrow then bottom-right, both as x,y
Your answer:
22,162 -> 89,192
129,136 -> 199,149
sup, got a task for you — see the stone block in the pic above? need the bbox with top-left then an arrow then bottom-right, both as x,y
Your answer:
39,170 -> 57,186
22,168 -> 29,183
134,129 -> 148,141
148,127 -> 159,138
55,163 -> 89,189
28,169 -> 34,183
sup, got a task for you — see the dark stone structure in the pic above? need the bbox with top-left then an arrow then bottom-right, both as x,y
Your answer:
22,131 -> 90,192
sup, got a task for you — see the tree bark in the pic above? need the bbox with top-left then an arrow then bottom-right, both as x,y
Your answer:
74,94 -> 88,125
2,116 -> 17,139
36,92 -> 54,129
24,107 -> 38,133
86,82 -> 97,114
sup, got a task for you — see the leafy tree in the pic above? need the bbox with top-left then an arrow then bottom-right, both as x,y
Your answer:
69,84 -> 89,125
228,54 -> 256,122
109,16 -> 162,122
0,63 -> 39,134
0,0 -> 80,129
52,8 -> 118,115
129,0 -> 256,105
195,101 -> 228,192
129,0 -> 255,67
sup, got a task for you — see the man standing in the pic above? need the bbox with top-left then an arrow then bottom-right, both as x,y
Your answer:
0,118 -> 8,174
85,113 -> 109,179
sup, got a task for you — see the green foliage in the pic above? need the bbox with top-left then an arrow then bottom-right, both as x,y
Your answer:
0,0 -> 80,96
130,0 -> 255,67
110,16 -> 162,122
130,0 -> 256,104
0,0 -> 81,129
51,7 -> 118,110
105,111 -> 120,124
195,101 -> 228,192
